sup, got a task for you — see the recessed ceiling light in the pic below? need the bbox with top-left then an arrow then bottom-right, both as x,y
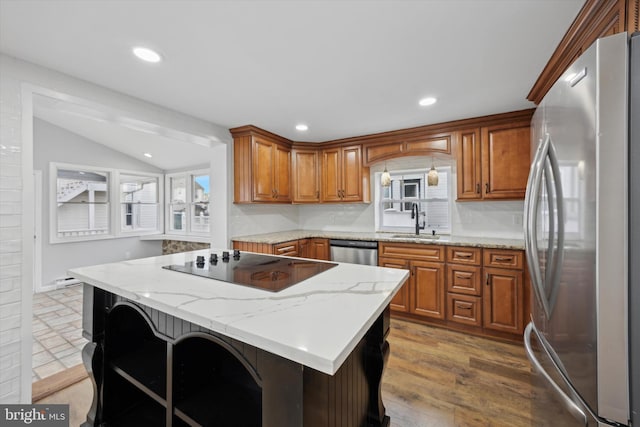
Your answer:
419,97 -> 437,106
132,46 -> 162,63
295,124 -> 309,131
143,152 -> 153,158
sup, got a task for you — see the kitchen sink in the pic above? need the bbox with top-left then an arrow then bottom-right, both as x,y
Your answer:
389,234 -> 441,240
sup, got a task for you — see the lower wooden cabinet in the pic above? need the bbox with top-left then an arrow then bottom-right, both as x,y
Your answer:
232,238 -> 330,261
411,260 -> 446,320
380,242 -> 526,340
379,257 -> 409,313
483,267 -> 524,334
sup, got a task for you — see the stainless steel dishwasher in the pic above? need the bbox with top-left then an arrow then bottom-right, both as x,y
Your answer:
329,239 -> 378,265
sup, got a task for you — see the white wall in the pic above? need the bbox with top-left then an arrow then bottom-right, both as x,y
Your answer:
33,118 -> 164,287
0,53 -> 231,404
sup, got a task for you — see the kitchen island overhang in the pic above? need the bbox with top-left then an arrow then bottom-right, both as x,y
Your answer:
71,249 -> 409,427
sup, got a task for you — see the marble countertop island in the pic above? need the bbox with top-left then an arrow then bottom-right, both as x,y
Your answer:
69,248 -> 409,375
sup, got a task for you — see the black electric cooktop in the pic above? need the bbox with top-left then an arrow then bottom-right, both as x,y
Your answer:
162,251 -> 338,292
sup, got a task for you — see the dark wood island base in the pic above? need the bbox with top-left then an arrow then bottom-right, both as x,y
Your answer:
81,286 -> 391,427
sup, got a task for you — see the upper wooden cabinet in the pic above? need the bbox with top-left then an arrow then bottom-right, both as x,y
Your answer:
321,145 -> 370,203
292,148 -> 320,203
232,127 -> 291,204
456,121 -> 531,201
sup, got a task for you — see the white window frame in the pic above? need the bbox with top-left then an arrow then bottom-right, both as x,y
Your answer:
164,168 -> 210,237
117,170 -> 164,237
375,166 -> 452,234
50,162 -> 163,244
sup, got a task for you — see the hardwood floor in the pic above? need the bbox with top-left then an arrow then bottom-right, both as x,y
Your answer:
37,318 -> 534,427
383,318 -> 534,427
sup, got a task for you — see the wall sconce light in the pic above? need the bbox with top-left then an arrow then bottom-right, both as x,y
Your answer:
381,163 -> 391,187
427,158 -> 439,186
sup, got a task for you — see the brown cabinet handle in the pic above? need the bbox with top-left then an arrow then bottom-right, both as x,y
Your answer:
486,274 -> 490,285
494,256 -> 513,262
476,183 -> 480,194
485,183 -> 489,193
316,191 -> 320,198
456,253 -> 473,258
277,245 -> 296,252
456,304 -> 472,310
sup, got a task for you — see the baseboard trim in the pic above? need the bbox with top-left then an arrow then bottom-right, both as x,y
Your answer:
32,364 -> 88,402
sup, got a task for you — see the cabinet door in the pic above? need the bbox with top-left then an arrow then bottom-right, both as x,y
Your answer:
252,137 -> 276,202
481,123 -> 530,199
309,238 -> 330,261
455,129 -> 481,200
341,145 -> 363,202
321,147 -> 342,202
483,267 -> 524,333
411,261 -> 446,319
379,257 -> 410,313
292,149 -> 320,203
273,144 -> 291,202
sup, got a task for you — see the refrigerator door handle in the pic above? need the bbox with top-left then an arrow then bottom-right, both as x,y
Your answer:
545,141 -> 565,314
524,323 -> 588,426
524,134 -> 552,318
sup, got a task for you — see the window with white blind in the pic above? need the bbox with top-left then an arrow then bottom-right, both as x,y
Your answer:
376,167 -> 451,234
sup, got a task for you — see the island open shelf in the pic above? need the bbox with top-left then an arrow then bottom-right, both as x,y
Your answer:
81,286 -> 393,427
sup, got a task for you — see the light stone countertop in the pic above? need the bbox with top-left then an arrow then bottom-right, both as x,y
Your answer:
231,230 -> 525,250
70,248 -> 409,375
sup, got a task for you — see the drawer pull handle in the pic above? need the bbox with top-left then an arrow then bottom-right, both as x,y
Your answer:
456,305 -> 472,310
494,256 -> 513,262
486,274 -> 490,285
456,253 -> 473,258
278,246 -> 295,252
455,274 -> 470,281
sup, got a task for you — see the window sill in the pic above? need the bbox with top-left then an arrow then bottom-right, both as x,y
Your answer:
139,234 -> 210,244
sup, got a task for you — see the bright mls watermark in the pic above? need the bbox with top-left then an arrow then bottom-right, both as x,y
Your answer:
0,405 -> 68,426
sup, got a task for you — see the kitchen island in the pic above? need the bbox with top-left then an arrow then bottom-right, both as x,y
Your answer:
70,249 -> 409,427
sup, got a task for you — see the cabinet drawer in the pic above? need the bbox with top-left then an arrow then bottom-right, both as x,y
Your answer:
273,240 -> 299,257
447,293 -> 482,327
483,249 -> 523,269
446,246 -> 481,265
447,264 -> 482,296
379,242 -> 444,262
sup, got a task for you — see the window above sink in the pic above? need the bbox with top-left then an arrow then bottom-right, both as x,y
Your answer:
374,167 -> 451,235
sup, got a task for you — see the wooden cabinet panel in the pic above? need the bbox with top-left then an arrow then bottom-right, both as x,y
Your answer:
483,249 -> 523,269
483,267 -> 524,334
321,148 -> 342,202
411,261 -> 446,320
233,129 -> 291,204
232,240 -> 273,254
447,264 -> 482,296
379,257 -> 410,313
455,119 -> 531,202
446,246 -> 481,265
455,129 -> 481,200
273,240 -> 299,257
321,145 -> 367,202
274,143 -> 291,202
341,145 -> 363,202
309,238 -> 330,261
447,293 -> 482,327
481,123 -> 530,200
363,134 -> 451,165
292,149 -> 320,203
379,242 -> 444,261
252,137 -> 276,202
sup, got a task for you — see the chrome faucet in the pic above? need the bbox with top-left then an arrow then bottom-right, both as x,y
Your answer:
411,203 -> 426,236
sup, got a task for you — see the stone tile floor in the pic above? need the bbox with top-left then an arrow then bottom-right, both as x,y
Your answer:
32,284 -> 87,382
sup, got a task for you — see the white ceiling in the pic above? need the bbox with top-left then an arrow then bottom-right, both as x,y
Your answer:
1,0 -> 584,160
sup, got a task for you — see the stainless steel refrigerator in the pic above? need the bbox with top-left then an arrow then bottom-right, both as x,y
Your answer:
523,31 -> 638,426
